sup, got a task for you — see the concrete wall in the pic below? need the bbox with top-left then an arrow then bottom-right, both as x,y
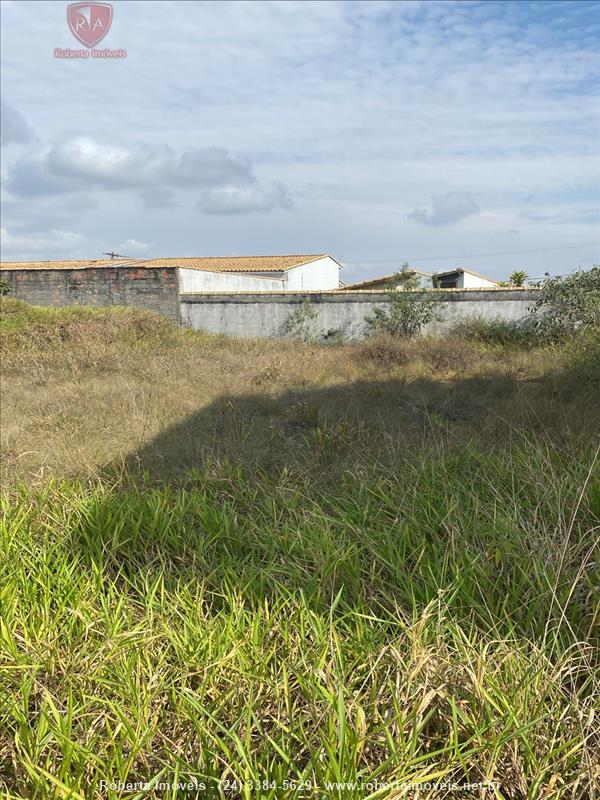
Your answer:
2,266 -> 180,323
285,256 -> 340,290
178,268 -> 285,293
3,267 -> 534,340
180,289 -> 537,340
237,270 -> 286,280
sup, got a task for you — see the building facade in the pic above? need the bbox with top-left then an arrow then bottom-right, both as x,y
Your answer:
431,268 -> 499,289
0,254 -> 342,323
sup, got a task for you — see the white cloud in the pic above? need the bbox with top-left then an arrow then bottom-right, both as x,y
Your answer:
137,188 -> 178,210
6,134 -> 292,215
409,192 -> 480,226
198,182 -> 293,215
0,102 -> 33,146
1,193 -> 96,232
1,227 -> 85,258
8,136 -> 256,194
0,0 -> 598,273
114,238 -> 151,256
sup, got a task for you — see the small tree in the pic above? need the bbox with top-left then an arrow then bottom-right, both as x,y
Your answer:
282,299 -> 319,342
395,262 -> 422,291
365,270 -> 440,338
530,266 -> 600,340
509,270 -> 528,287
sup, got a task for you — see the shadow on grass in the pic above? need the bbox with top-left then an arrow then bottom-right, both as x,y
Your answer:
119,372 -> 595,483
61,368 -> 600,639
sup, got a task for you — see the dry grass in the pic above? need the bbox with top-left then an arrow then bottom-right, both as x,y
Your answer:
1,298 -> 595,485
1,299 -> 599,799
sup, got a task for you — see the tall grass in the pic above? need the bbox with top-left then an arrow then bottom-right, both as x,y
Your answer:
1,301 -> 599,798
1,443 -> 598,798
451,317 -> 538,348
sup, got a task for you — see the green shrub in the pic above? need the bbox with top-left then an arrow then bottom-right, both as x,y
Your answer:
281,299 -> 319,342
531,266 -> 600,341
455,268 -> 600,347
365,287 -> 440,338
452,316 -> 538,347
0,278 -> 11,296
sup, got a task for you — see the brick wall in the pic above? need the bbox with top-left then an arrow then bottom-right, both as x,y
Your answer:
1,267 -> 180,323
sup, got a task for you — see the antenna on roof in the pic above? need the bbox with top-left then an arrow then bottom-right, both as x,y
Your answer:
103,251 -> 127,260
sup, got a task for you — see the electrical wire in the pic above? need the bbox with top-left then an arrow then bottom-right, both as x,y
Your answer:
342,241 -> 600,265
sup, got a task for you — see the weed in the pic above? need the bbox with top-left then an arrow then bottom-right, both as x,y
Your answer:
531,266 -> 600,341
282,299 -> 320,342
452,316 -> 538,348
1,449 -> 599,797
364,287 -> 441,339
254,360 -> 283,386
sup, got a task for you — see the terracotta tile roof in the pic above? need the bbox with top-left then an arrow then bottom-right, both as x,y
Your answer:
0,254 -> 329,273
0,259 -> 118,271
340,269 -> 432,290
144,255 -> 329,272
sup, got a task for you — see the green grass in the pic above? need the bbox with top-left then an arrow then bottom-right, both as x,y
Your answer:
451,316 -> 541,349
0,297 -> 192,350
1,301 -> 599,798
1,443 -> 599,798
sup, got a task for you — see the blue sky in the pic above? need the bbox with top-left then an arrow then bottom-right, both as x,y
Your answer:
1,0 -> 599,281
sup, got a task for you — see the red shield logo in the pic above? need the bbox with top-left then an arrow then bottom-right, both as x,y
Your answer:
67,3 -> 113,47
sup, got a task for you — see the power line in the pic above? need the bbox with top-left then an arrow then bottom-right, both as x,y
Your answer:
343,241 -> 600,265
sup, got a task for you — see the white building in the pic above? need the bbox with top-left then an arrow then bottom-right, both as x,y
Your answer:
339,266 -> 499,291
432,267 -> 499,289
159,254 -> 341,292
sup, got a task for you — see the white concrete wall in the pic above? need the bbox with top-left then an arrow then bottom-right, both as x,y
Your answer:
238,270 -> 286,280
180,289 -> 536,340
178,258 -> 339,293
284,257 -> 340,290
459,272 -> 498,289
178,268 -> 285,293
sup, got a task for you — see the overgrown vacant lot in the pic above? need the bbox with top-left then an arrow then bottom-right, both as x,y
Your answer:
1,298 -> 599,799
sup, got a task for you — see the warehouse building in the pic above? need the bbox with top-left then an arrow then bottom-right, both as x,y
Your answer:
0,254 -> 342,323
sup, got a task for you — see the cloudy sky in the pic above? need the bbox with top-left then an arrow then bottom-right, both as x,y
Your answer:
1,0 -> 599,282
